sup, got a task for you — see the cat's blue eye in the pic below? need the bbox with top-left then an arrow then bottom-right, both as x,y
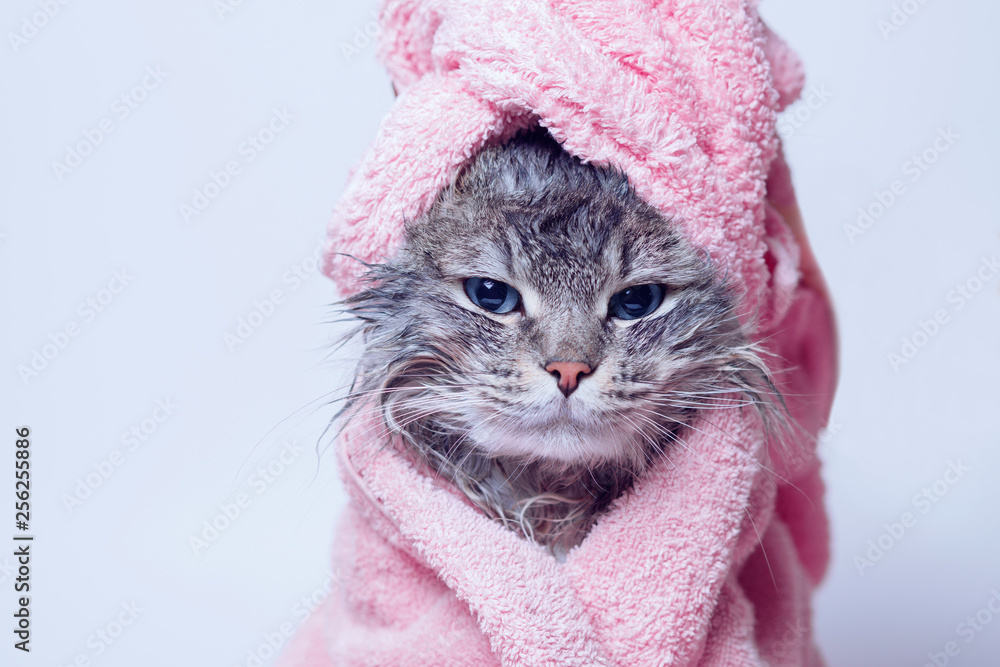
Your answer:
609,284 -> 664,320
464,277 -> 521,314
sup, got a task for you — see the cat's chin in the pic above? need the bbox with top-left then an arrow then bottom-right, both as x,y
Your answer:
466,415 -> 646,465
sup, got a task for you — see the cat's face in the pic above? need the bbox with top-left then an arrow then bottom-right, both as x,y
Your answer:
345,132 -> 762,467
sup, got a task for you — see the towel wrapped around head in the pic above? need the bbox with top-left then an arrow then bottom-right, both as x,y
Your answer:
279,0 -> 838,664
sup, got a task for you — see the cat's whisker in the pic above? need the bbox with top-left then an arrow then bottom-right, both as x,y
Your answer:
626,409 -> 711,472
647,408 -> 793,490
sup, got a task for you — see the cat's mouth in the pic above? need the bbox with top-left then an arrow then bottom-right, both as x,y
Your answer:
463,403 -> 649,464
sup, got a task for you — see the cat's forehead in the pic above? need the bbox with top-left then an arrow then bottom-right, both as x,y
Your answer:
406,190 -> 691,290
399,130 -> 707,294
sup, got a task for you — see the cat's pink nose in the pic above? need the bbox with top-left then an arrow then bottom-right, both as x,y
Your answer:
545,361 -> 593,397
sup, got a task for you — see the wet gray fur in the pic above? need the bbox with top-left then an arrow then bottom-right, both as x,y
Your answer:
338,128 -> 779,554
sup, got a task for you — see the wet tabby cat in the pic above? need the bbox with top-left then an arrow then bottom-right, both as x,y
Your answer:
339,128 -> 778,554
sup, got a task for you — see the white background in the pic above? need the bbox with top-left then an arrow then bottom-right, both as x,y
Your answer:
1,1 -> 997,666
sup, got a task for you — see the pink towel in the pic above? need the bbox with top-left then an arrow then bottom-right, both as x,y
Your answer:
280,1 -> 838,665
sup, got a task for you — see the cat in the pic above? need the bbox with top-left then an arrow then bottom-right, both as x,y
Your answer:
337,128 -> 780,554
